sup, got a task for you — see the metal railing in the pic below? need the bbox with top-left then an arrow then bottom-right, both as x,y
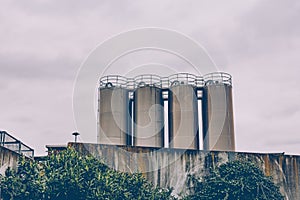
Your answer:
204,72 -> 232,85
0,131 -> 34,158
134,74 -> 162,88
168,73 -> 204,87
99,75 -> 128,88
99,72 -> 232,90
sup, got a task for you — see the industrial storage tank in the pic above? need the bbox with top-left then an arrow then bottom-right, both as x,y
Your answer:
133,75 -> 164,147
168,73 -> 200,150
98,75 -> 131,145
202,72 -> 235,151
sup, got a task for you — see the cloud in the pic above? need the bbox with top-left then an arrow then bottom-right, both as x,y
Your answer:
0,0 -> 300,155
0,53 -> 78,80
222,0 -> 300,60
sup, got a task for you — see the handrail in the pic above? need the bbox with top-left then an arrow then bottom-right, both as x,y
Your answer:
99,72 -> 232,90
99,75 -> 128,88
134,74 -> 162,88
203,72 -> 232,85
0,131 -> 34,158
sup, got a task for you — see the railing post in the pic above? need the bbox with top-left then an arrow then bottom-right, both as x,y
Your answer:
18,141 -> 21,155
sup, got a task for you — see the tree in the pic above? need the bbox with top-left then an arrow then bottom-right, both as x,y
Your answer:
184,160 -> 283,200
0,148 -> 173,200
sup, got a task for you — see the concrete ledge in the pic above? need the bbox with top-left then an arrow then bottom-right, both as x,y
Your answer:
69,142 -> 300,199
0,146 -> 20,174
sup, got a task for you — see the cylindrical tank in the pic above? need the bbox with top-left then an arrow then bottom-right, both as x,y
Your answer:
202,72 -> 235,151
168,74 -> 199,150
98,76 -> 130,145
133,75 -> 164,147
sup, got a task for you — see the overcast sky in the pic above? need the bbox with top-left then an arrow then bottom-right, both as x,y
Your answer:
1,0 -> 300,155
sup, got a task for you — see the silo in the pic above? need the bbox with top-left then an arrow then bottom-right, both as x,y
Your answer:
202,72 -> 235,151
168,74 -> 200,150
98,75 -> 130,145
133,75 -> 164,147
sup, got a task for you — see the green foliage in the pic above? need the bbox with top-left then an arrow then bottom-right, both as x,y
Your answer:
184,160 -> 284,200
0,148 -> 173,200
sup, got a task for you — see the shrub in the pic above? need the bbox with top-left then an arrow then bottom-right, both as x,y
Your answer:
184,160 -> 283,200
0,148 -> 173,200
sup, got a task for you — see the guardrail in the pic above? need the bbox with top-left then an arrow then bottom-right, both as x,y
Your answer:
99,72 -> 232,89
0,131 -> 34,158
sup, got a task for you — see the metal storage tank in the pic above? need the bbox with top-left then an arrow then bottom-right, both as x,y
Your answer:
133,75 -> 164,147
98,75 -> 131,145
202,72 -> 235,151
168,74 -> 200,150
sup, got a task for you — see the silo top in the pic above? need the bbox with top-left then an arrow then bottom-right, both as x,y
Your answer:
204,72 -> 232,86
99,75 -> 128,89
134,74 -> 162,88
98,72 -> 232,90
168,73 -> 203,88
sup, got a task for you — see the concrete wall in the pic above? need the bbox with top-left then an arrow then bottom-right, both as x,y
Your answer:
70,143 -> 300,199
0,146 -> 19,175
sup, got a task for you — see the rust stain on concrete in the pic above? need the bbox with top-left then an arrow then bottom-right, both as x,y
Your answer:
69,143 -> 300,199
264,154 -> 270,176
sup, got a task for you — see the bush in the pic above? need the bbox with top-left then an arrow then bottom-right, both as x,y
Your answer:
0,148 -> 173,200
184,160 -> 283,200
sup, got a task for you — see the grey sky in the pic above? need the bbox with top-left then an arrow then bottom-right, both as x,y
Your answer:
0,0 -> 300,155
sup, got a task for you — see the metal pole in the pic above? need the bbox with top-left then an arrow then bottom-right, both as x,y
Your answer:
72,132 -> 80,143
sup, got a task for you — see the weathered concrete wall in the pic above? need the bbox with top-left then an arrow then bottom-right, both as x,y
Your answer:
70,143 -> 300,199
0,146 -> 19,174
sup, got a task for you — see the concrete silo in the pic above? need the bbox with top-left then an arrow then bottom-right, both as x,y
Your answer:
202,72 -> 235,151
133,75 -> 164,147
168,73 -> 200,150
97,72 -> 235,152
98,75 -> 130,145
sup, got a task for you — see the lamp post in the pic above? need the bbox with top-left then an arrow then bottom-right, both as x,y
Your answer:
72,132 -> 80,143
